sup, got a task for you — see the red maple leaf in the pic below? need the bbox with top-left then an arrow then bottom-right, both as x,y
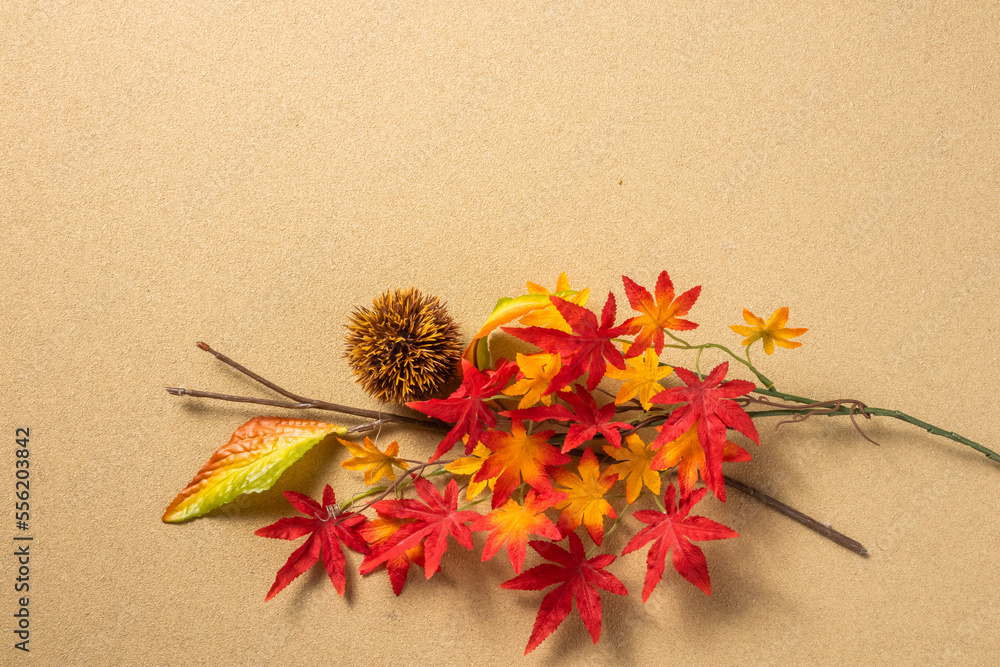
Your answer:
503,292 -> 631,393
362,478 -> 481,579
407,359 -> 518,461
650,362 -> 758,501
501,532 -> 628,655
506,384 -> 632,453
255,485 -> 370,600
621,271 -> 701,358
357,509 -> 429,596
622,483 -> 738,601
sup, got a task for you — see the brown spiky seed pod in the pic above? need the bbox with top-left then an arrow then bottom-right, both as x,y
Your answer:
344,288 -> 461,403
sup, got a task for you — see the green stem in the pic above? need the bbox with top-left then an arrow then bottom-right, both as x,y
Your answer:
341,485 -> 391,511
863,407 -> 1000,463
585,506 -> 633,558
750,386 -> 817,404
746,401 -> 1000,464
662,331 -> 775,389
458,496 -> 491,512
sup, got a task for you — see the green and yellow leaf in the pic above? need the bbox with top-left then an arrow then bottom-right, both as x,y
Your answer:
162,417 -> 344,523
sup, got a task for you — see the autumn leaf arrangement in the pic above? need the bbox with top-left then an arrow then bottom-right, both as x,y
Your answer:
163,272 -> 998,655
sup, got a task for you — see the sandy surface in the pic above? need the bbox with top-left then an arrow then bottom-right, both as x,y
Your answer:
2,1 -> 998,664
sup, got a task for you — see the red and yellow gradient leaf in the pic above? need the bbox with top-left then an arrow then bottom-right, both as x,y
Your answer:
604,345 -> 673,410
406,359 -> 518,461
338,436 -> 409,486
504,293 -> 631,393
622,271 -> 701,358
461,274 -> 588,367
501,532 -> 628,655
552,448 -> 618,544
653,425 -> 752,498
603,433 -> 669,504
471,489 -> 563,574
474,421 -> 570,508
730,307 -> 808,355
623,484 -> 738,600
362,478 -> 480,579
502,352 -> 565,408
508,385 -> 632,453
444,442 -> 496,500
162,417 -> 345,523
358,510 -> 426,596
651,363 -> 758,502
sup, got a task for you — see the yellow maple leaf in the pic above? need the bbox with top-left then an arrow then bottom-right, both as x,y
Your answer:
445,442 -> 496,500
604,345 -> 673,410
501,352 -> 564,409
519,272 -> 590,332
551,448 -> 618,545
603,433 -> 667,504
338,436 -> 409,486
729,307 -> 808,355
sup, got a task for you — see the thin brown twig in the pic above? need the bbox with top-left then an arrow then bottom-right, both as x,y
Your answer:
629,412 -> 670,431
165,386 -> 445,431
723,475 -> 868,556
196,341 -> 309,402
166,342 -> 447,432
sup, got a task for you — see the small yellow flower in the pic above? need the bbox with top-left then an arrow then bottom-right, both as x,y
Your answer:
730,307 -> 808,355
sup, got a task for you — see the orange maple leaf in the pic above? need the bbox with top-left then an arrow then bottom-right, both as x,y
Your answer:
338,436 -> 409,486
621,271 -> 701,358
471,489 -> 564,574
474,421 -> 570,508
552,448 -> 618,545
653,424 -> 752,498
358,510 -> 426,595
729,307 -> 808,355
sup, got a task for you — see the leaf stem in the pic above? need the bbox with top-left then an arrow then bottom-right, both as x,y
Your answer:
336,459 -> 455,517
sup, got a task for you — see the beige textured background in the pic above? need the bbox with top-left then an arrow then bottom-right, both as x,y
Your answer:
2,1 -> 999,664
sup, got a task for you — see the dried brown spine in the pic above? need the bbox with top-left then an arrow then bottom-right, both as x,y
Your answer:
344,288 -> 460,403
